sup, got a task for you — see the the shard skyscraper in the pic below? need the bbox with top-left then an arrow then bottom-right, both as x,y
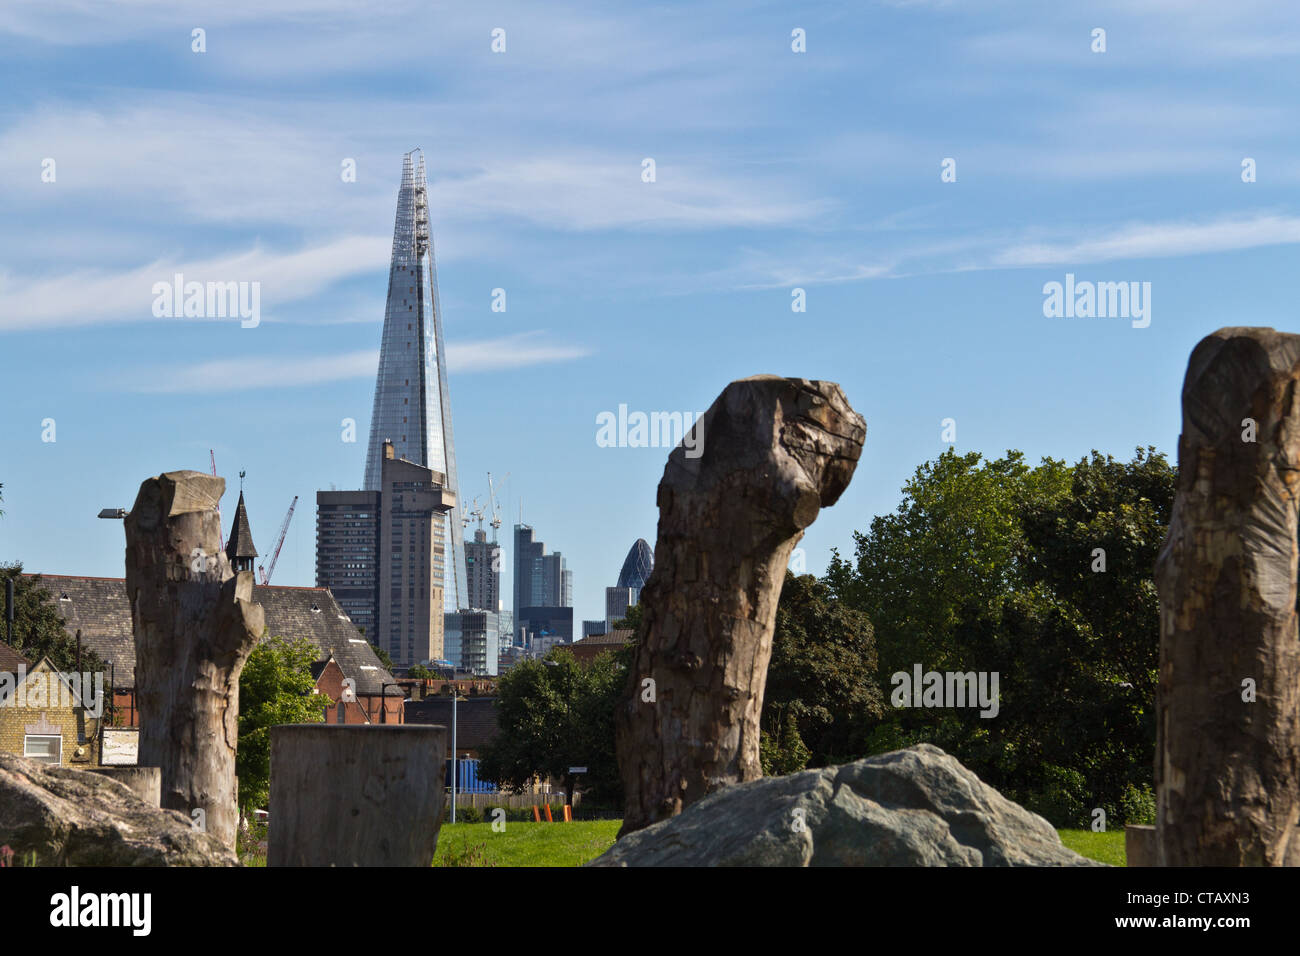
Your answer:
363,149 -> 467,612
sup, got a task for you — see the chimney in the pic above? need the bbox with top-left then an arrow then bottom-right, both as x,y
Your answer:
383,440 -> 395,460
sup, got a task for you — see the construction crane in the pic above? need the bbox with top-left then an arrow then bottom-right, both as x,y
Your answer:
210,450 -> 225,552
258,496 -> 298,586
487,471 -> 509,542
462,496 -> 484,533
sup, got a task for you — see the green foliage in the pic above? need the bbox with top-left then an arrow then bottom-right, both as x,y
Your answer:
407,663 -> 431,679
0,564 -> 105,674
612,603 -> 642,634
759,708 -> 812,776
237,635 -> 331,813
369,642 -> 394,671
478,648 -> 627,804
829,446 -> 1174,826
764,573 -> 883,768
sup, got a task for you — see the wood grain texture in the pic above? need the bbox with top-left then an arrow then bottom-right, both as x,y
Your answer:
615,376 -> 865,836
1155,328 -> 1300,866
124,470 -> 264,850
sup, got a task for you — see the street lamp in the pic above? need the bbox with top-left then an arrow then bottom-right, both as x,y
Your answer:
98,508 -> 126,519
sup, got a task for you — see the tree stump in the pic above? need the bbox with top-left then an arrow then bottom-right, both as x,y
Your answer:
1154,328 -> 1300,866
124,470 -> 264,850
267,725 -> 447,867
615,376 -> 866,835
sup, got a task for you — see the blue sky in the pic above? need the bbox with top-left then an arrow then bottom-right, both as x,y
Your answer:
2,0 -> 1298,626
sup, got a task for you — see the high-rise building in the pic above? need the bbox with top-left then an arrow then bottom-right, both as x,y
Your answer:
582,620 -> 607,638
605,538 -> 653,630
362,149 -> 467,613
465,528 -> 501,613
444,609 -> 501,677
513,523 -> 573,646
314,489 -> 380,639
317,441 -> 455,667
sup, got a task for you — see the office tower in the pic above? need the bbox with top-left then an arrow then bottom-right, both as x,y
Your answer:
465,528 -> 501,612
582,620 -> 607,638
605,538 -> 653,631
317,441 -> 455,667
444,609 -> 501,677
362,149 -> 467,613
513,523 -> 573,646
315,489 -> 380,640
518,607 -> 573,647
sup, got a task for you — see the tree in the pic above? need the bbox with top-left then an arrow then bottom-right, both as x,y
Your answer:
407,663 -> 431,679
478,648 -> 627,807
237,635 -> 332,814
762,572 -> 884,768
0,564 -> 105,674
369,641 -> 394,671
828,447 -> 1174,826
612,603 -> 642,634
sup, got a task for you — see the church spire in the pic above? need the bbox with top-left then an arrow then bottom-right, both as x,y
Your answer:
225,488 -> 258,573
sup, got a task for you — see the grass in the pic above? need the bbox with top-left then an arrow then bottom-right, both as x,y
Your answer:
433,820 -> 621,867
239,820 -> 1126,867
1058,828 -> 1127,866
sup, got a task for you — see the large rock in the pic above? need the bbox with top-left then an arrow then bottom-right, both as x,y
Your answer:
0,752 -> 238,866
590,744 -> 1102,866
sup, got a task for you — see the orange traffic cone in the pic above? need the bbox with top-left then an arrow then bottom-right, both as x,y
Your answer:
563,804 -> 572,822
532,806 -> 541,822
544,803 -> 554,822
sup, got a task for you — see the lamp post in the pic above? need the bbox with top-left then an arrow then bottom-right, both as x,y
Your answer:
450,689 -> 467,823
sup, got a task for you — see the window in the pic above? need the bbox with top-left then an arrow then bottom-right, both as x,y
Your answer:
25,735 -> 61,765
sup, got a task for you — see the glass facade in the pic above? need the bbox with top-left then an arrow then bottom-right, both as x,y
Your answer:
363,150 -> 467,613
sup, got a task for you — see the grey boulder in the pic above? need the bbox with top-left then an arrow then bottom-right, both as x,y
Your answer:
0,752 -> 238,866
590,744 -> 1103,866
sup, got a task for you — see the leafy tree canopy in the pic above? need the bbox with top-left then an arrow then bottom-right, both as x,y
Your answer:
237,635 -> 331,813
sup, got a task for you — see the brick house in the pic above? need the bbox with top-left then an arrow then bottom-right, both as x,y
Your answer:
404,696 -> 499,760
0,644 -> 103,767
557,629 -> 634,666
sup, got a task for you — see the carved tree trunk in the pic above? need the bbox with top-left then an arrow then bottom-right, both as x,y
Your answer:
615,376 -> 865,836
124,471 -> 264,850
1155,328 -> 1300,866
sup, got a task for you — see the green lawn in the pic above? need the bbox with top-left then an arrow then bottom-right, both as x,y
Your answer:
433,820 -> 621,867
241,821 -> 1124,867
1058,828 -> 1127,866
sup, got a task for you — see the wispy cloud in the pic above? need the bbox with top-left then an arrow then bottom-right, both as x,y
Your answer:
113,332 -> 590,393
0,236 -> 390,331
991,213 -> 1300,267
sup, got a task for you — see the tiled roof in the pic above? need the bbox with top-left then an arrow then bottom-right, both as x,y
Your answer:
0,639 -> 30,671
21,574 -> 399,696
225,491 -> 258,561
577,629 -> 634,645
404,696 -> 499,748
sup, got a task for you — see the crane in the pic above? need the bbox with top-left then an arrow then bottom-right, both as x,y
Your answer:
258,495 -> 298,586
461,496 -> 483,533
487,471 -> 509,542
210,450 -> 225,552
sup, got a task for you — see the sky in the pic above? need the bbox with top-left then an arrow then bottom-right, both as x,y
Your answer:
1,0 -> 1298,628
